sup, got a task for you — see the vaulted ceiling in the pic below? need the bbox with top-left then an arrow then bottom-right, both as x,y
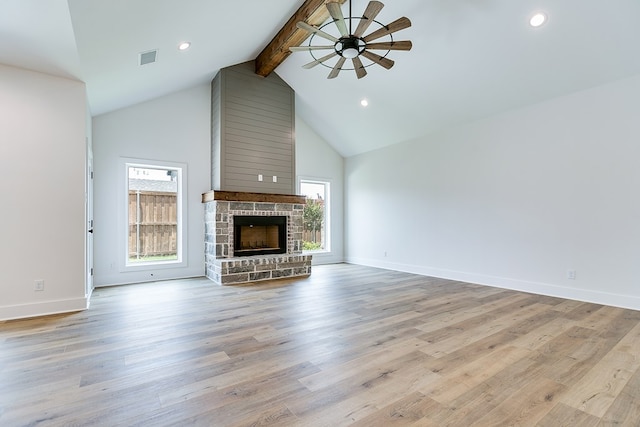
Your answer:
3,0 -> 640,157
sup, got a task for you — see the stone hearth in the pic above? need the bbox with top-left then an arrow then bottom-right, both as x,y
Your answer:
202,190 -> 311,285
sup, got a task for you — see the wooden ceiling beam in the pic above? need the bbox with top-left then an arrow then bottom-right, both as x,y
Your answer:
255,0 -> 346,77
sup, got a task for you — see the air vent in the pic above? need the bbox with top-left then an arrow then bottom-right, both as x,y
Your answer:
139,49 -> 158,66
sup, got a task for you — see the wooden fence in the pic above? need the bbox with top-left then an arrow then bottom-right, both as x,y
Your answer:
128,191 -> 177,259
303,230 -> 322,244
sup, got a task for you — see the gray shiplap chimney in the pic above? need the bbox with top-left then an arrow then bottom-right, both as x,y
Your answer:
211,61 -> 295,194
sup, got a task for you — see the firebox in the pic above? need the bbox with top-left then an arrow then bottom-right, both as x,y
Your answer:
233,216 -> 287,257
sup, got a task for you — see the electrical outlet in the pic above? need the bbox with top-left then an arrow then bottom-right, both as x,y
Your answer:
567,269 -> 576,280
258,174 -> 263,182
272,175 -> 278,183
35,280 -> 44,291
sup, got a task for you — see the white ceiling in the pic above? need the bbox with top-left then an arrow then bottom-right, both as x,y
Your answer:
3,0 -> 640,157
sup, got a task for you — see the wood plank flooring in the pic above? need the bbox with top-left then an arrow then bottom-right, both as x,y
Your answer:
2,264 -> 640,426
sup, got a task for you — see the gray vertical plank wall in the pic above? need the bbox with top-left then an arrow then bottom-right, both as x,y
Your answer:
210,61 -> 296,195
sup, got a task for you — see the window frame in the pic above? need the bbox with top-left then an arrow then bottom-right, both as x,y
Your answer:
119,158 -> 188,271
298,177 -> 331,254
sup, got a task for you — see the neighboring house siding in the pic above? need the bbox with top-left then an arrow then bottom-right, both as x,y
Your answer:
128,179 -> 177,193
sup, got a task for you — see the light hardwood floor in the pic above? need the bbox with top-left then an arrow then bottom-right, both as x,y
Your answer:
2,264 -> 640,426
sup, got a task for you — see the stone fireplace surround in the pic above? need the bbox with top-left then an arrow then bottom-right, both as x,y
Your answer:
202,190 -> 312,285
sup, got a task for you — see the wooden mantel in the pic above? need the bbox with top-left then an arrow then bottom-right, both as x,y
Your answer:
202,190 -> 306,205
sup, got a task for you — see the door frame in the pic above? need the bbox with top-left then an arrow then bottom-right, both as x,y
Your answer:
86,142 -> 94,297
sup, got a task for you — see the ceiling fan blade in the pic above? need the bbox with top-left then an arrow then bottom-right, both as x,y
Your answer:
328,57 -> 347,79
365,40 -> 412,51
361,50 -> 395,69
290,45 -> 336,52
363,17 -> 412,42
297,21 -> 339,43
353,1 -> 385,37
352,56 -> 367,79
326,2 -> 349,37
303,51 -> 338,69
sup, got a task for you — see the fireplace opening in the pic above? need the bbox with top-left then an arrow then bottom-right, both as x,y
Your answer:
233,216 -> 287,257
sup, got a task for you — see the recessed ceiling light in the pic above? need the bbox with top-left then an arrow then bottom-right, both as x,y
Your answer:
360,99 -> 369,107
178,42 -> 191,51
529,12 -> 547,28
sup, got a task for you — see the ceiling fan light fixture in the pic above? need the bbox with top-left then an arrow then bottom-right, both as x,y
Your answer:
336,37 -> 364,58
342,47 -> 359,58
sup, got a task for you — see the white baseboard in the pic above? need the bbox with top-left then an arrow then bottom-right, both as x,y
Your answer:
0,297 -> 89,321
346,257 -> 640,311
94,274 -> 206,288
309,252 -> 345,266
93,267 -> 205,287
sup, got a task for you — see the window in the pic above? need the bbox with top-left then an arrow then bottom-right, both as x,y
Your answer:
299,179 -> 330,252
124,160 -> 185,267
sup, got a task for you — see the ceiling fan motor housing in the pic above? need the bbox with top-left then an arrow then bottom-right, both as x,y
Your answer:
335,36 -> 365,58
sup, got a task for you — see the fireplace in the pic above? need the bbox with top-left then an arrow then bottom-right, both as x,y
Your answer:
203,62 -> 310,285
234,216 -> 286,257
202,190 -> 312,285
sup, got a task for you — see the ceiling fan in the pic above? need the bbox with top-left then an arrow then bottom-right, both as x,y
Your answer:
290,0 -> 412,79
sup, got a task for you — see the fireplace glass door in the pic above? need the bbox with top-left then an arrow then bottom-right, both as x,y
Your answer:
233,216 -> 286,257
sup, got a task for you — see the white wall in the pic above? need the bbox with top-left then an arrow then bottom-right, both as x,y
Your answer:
346,73 -> 640,310
296,116 -> 345,264
92,84 -> 211,286
0,64 -> 87,320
